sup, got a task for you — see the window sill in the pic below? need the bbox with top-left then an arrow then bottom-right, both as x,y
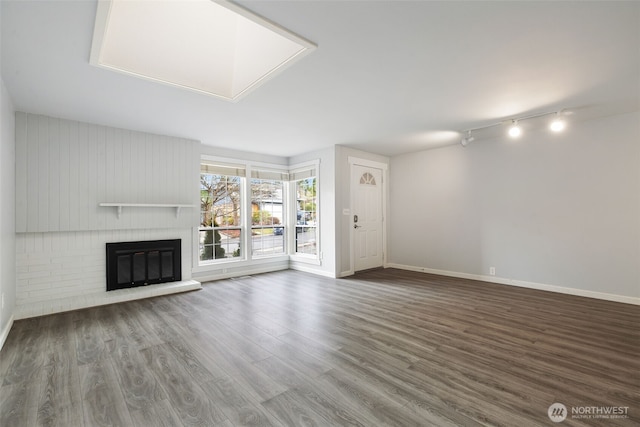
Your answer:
289,254 -> 321,266
193,254 -> 289,273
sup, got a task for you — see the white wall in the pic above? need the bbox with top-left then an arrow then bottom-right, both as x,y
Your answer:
14,113 -> 201,318
0,78 -> 16,348
201,144 -> 288,167
389,111 -> 640,302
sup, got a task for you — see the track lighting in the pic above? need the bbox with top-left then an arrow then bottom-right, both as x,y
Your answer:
459,109 -> 569,147
461,131 -> 475,147
549,112 -> 566,132
508,120 -> 522,138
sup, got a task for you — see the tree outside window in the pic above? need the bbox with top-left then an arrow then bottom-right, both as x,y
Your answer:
200,173 -> 242,261
199,160 -> 318,264
295,177 -> 317,255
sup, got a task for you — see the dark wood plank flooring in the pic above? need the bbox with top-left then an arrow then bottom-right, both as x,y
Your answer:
1,269 -> 638,426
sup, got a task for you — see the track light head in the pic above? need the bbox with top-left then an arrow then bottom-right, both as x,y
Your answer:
508,120 -> 522,138
460,131 -> 475,147
549,112 -> 566,132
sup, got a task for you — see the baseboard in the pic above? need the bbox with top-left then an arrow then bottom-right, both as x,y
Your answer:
338,270 -> 354,278
386,263 -> 640,306
15,280 -> 202,320
195,263 -> 289,283
0,314 -> 15,352
289,262 -> 336,278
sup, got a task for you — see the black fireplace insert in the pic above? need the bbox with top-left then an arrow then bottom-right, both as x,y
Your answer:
106,239 -> 181,291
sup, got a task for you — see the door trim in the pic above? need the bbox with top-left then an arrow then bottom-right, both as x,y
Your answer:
348,156 -> 388,275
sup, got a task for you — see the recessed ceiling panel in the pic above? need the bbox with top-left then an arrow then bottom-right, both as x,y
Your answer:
90,0 -> 316,101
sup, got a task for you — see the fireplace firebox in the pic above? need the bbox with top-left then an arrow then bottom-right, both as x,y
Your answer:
106,239 -> 181,291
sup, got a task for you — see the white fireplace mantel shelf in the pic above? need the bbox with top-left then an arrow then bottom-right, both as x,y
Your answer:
99,203 -> 196,219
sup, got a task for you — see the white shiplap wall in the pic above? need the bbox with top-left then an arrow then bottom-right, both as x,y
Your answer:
15,112 -> 200,232
14,112 -> 202,317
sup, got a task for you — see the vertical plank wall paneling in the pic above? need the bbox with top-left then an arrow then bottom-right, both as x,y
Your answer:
15,112 -> 200,232
58,118 -> 71,231
37,115 -> 49,231
67,120 -> 79,229
77,122 -> 90,231
48,117 -> 60,231
25,113 -> 39,229
95,125 -> 105,227
14,113 -> 27,232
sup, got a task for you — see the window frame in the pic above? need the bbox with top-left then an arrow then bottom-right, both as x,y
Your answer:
249,171 -> 287,258
195,156 -> 301,270
192,154 -> 322,273
198,161 -> 247,265
288,160 -> 320,263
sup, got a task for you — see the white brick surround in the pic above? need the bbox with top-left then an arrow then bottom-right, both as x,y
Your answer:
15,228 -> 195,318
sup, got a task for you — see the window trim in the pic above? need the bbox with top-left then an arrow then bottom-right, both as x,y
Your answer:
288,159 -> 320,262
198,164 -> 246,264
195,156 -> 321,270
196,156 -> 299,269
249,173 -> 287,258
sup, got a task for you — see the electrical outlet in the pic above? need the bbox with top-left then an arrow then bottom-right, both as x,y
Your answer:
489,267 -> 496,276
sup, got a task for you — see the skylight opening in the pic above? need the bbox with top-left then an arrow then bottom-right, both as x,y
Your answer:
90,0 -> 316,102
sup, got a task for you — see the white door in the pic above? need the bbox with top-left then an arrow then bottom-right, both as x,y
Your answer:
352,164 -> 384,271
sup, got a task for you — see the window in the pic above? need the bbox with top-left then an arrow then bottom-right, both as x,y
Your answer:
292,168 -> 317,256
251,169 -> 287,256
200,163 -> 245,262
198,157 -> 319,267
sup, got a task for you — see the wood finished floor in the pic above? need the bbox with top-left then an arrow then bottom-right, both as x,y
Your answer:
1,269 -> 638,426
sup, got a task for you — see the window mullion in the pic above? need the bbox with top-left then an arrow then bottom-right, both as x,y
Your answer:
242,173 -> 250,261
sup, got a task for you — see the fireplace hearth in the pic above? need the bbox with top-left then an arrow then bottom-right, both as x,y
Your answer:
106,239 -> 181,291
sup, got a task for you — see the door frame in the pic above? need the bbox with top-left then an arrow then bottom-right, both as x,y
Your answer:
348,156 -> 388,275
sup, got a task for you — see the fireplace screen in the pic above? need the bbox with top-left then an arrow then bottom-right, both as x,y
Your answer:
106,239 -> 181,291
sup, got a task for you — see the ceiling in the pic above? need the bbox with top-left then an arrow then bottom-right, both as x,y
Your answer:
2,1 -> 639,158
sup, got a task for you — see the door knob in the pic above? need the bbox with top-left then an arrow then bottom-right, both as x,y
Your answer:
354,224 -> 361,229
